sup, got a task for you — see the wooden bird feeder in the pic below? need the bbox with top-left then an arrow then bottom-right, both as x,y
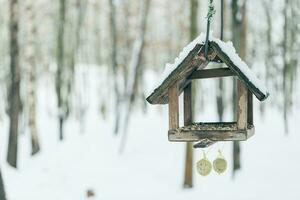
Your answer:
146,36 -> 269,148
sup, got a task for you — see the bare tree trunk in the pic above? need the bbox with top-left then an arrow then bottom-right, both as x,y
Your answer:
69,0 -> 86,83
108,0 -> 121,135
56,0 -> 66,140
71,0 -> 86,69
0,167 -> 6,200
94,0 -> 102,66
282,0 -> 288,134
231,0 -> 247,176
216,0 -> 227,122
71,0 -> 87,133
119,0 -> 151,153
260,0 -> 273,116
262,0 -> 273,87
120,0 -> 131,89
25,0 -> 40,155
283,0 -> 296,134
216,79 -> 224,121
183,0 -> 198,188
7,0 -> 21,168
282,0 -> 299,134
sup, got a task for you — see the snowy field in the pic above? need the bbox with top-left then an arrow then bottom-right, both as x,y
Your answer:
0,66 -> 300,200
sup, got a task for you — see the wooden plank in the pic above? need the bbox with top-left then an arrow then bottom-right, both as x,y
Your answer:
146,45 -> 216,105
188,68 -> 235,79
168,83 -> 179,130
179,122 -> 238,131
247,89 -> 253,125
168,129 -> 247,142
210,41 -> 269,101
184,83 -> 192,126
169,122 -> 240,141
183,83 -> 193,188
237,80 -> 248,130
168,122 -> 254,142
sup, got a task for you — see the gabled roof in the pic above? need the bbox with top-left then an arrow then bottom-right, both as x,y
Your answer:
146,33 -> 269,105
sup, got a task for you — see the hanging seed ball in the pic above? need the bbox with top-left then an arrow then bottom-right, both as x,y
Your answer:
196,158 -> 212,176
213,157 -> 227,174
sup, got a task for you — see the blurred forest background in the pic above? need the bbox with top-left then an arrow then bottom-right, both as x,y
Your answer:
0,0 -> 299,199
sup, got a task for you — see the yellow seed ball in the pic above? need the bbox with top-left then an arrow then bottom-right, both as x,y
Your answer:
196,158 -> 212,176
213,158 -> 227,174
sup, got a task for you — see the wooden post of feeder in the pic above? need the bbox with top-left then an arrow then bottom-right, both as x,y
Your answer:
237,80 -> 248,130
168,83 -> 179,130
184,83 -> 192,126
247,89 -> 253,125
183,83 -> 193,188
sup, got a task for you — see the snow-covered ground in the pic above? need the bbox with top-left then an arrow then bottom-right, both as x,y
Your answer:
0,66 -> 299,200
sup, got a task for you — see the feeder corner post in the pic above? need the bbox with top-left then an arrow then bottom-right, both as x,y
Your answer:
168,83 -> 179,130
247,89 -> 253,125
183,82 -> 193,188
237,80 -> 248,130
184,83 -> 193,126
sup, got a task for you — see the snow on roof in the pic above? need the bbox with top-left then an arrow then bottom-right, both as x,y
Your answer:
212,38 -> 269,97
146,33 -> 206,97
147,32 -> 269,100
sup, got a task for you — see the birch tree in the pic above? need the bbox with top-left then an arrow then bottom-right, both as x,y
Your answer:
0,167 -> 6,200
69,0 -> 87,133
282,0 -> 299,133
69,0 -> 87,93
183,0 -> 198,189
262,0 -> 274,85
216,0 -> 226,121
231,0 -> 247,175
119,0 -> 151,153
56,0 -> 66,140
108,0 -> 121,134
7,0 -> 21,168
259,0 -> 274,115
120,0 -> 131,89
24,0 -> 40,155
94,0 -> 102,65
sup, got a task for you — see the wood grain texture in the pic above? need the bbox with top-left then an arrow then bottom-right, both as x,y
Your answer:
168,84 -> 179,130
183,83 -> 193,187
168,123 -> 254,142
147,41 -> 269,104
247,89 -> 253,125
237,80 -> 248,130
184,83 -> 192,126
146,45 -> 216,105
210,41 -> 269,101
188,68 -> 235,79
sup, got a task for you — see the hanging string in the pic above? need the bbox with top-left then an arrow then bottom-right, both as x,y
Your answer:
204,0 -> 216,60
221,0 -> 224,40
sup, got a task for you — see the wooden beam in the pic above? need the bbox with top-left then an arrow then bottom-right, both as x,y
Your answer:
184,83 -> 192,126
168,83 -> 179,130
237,80 -> 248,130
147,45 -> 217,105
210,41 -> 269,101
169,129 -> 247,141
247,89 -> 253,125
147,44 -> 204,105
168,122 -> 255,142
183,83 -> 193,187
188,68 -> 235,79
168,127 -> 254,142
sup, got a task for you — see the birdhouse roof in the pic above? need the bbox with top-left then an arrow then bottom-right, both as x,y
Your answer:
146,33 -> 269,104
